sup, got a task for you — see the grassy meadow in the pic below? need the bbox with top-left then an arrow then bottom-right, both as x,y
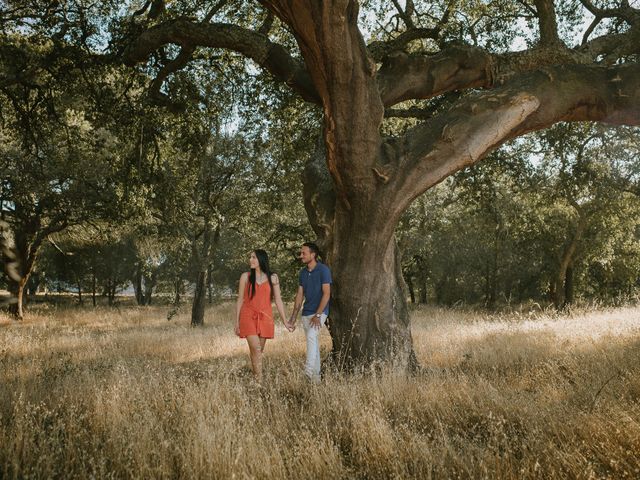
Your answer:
1,301 -> 639,479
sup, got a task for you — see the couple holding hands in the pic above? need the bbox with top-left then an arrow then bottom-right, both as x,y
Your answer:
234,242 -> 332,383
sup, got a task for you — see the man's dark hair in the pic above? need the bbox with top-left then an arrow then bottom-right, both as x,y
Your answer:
303,242 -> 322,261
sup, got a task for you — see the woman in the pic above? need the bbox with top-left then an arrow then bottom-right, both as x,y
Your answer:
235,249 -> 290,382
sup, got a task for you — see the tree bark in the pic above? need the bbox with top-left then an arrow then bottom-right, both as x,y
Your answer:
191,270 -> 207,326
554,212 -> 586,309
7,277 -> 27,319
6,228 -> 45,319
207,263 -> 213,304
92,269 -> 97,307
1,222 -> 21,314
272,2 -> 419,371
190,222 -> 219,326
327,232 -> 417,370
133,265 -> 144,305
406,273 -> 415,304
564,263 -> 574,307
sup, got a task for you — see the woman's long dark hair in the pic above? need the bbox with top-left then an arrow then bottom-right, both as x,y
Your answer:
249,249 -> 274,300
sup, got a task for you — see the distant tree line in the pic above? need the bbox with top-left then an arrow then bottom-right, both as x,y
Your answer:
399,124 -> 640,309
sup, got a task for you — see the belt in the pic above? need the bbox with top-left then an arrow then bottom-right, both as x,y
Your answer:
247,307 -> 272,336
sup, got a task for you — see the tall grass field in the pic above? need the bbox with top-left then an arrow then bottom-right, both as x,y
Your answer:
1,302 -> 639,479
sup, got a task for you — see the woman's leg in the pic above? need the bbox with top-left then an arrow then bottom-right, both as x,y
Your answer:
246,335 -> 263,382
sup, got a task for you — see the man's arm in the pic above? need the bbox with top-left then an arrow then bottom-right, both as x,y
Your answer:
316,283 -> 330,316
310,283 -> 331,328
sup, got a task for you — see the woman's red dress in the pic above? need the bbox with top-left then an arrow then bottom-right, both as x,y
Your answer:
238,277 -> 274,338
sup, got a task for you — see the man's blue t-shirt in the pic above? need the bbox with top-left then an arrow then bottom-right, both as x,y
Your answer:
299,262 -> 332,316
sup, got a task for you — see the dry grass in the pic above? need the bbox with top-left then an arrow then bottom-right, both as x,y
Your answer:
1,302 -> 639,479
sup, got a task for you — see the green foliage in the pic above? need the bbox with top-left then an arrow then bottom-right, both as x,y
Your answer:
399,124 -> 640,307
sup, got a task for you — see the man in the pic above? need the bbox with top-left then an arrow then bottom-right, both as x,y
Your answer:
289,242 -> 332,383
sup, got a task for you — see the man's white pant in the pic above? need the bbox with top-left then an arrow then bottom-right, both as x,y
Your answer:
301,313 -> 327,382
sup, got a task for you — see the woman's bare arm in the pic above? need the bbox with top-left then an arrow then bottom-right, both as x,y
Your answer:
235,273 -> 247,335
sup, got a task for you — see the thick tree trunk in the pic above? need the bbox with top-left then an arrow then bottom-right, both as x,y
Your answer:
191,270 -> 207,326
327,231 -> 416,370
282,0 -> 420,370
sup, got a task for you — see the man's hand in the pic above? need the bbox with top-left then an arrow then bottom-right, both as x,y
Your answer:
311,314 -> 322,329
287,314 -> 297,332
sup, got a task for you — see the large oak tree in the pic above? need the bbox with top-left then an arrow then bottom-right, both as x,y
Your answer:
121,0 -> 640,369
5,1 -> 638,366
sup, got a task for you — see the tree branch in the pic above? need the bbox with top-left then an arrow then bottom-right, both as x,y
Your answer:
516,0 -> 538,17
378,45 -> 496,106
392,0 -> 416,29
534,0 -> 562,45
578,24 -> 640,62
367,27 -> 440,62
578,0 -> 640,24
367,2 -> 452,62
388,62 -> 640,212
123,17 -> 320,104
148,45 -> 195,111
582,14 -> 603,45
202,0 -> 228,23
378,20 -> 640,107
385,106 -> 434,119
